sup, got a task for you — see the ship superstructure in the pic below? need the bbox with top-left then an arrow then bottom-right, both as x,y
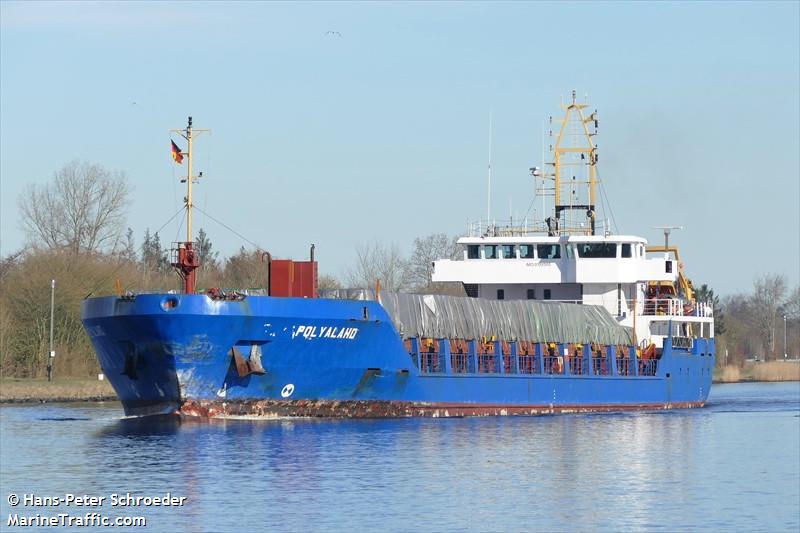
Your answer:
433,90 -> 713,359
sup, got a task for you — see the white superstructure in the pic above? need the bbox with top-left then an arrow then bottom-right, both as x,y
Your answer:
433,231 -> 713,344
431,92 -> 714,353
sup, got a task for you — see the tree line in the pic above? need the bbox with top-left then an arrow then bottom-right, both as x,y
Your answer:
1,161 -> 796,378
0,162 -> 461,378
708,275 -> 799,365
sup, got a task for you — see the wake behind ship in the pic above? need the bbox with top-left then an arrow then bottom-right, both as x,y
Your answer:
81,93 -> 715,418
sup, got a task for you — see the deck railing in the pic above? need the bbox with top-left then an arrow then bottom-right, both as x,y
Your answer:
543,356 -> 563,374
466,218 -> 614,238
450,353 -> 471,373
518,354 -> 539,374
539,298 -> 713,319
405,339 -> 675,378
420,352 -> 445,374
671,336 -> 694,350
568,356 -> 584,375
478,354 -> 499,373
638,359 -> 658,376
591,356 -> 609,376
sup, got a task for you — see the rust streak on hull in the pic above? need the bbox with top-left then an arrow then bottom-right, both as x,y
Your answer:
179,399 -> 706,419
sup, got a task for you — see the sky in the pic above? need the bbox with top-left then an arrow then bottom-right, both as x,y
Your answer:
1,1 -> 798,296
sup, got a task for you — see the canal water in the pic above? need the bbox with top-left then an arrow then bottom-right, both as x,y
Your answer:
1,382 -> 798,532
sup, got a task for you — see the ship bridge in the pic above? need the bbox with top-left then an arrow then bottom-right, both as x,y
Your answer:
433,233 -> 672,307
432,232 -> 713,344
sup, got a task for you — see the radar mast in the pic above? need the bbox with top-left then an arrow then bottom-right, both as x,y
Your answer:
543,90 -> 599,236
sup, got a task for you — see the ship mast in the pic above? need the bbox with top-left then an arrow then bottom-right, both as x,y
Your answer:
545,90 -> 599,236
170,116 -> 209,294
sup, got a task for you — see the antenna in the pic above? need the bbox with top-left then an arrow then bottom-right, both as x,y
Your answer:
652,225 -> 683,250
540,119 -> 546,220
487,108 -> 493,224
543,120 -> 547,219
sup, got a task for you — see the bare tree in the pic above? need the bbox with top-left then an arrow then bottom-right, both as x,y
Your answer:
318,274 -> 342,290
751,274 -> 787,360
117,227 -> 137,263
408,233 -> 460,290
18,161 -> 131,255
224,247 -> 268,289
786,286 -> 800,321
347,242 -> 410,291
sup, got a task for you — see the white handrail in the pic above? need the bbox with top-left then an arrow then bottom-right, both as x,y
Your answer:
544,297 -> 714,318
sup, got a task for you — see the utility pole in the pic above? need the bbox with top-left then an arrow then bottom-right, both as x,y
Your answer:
48,279 -> 55,382
784,314 -> 788,360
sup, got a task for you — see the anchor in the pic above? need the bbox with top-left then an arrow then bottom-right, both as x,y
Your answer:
231,344 -> 266,377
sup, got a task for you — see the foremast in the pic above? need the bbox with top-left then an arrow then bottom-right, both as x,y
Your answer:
170,117 -> 209,294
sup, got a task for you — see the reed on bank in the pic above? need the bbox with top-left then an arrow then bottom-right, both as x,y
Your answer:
0,377 -> 116,403
714,361 -> 800,383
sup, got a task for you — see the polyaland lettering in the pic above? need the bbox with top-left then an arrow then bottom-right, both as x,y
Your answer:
291,325 -> 359,340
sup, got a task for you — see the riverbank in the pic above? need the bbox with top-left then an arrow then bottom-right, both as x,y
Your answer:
2,363 -> 797,404
713,362 -> 800,383
0,377 -> 117,404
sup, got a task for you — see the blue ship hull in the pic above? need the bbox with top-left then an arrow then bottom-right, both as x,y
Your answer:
81,293 -> 714,418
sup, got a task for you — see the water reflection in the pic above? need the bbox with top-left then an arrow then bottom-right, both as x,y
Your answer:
1,383 -> 798,533
95,414 -> 182,437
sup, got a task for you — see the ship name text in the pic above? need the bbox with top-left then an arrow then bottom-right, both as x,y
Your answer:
291,325 -> 359,340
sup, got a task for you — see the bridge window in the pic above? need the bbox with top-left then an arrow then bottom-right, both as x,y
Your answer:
565,244 -> 575,259
484,245 -> 498,259
544,289 -> 552,300
467,245 -> 480,259
519,244 -> 535,258
537,244 -> 561,260
527,289 -> 535,300
497,289 -> 505,300
576,243 -> 617,258
621,243 -> 632,258
501,244 -> 516,259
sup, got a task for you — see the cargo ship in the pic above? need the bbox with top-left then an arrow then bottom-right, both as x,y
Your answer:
81,93 -> 715,418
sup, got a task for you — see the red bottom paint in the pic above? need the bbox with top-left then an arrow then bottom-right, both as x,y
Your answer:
179,399 -> 706,419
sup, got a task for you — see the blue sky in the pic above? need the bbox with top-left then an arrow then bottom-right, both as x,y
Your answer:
1,1 -> 798,296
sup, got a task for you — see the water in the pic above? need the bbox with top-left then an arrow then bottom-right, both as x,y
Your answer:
1,382 -> 798,533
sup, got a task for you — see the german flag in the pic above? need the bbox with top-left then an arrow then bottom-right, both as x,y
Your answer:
171,140 -> 184,164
